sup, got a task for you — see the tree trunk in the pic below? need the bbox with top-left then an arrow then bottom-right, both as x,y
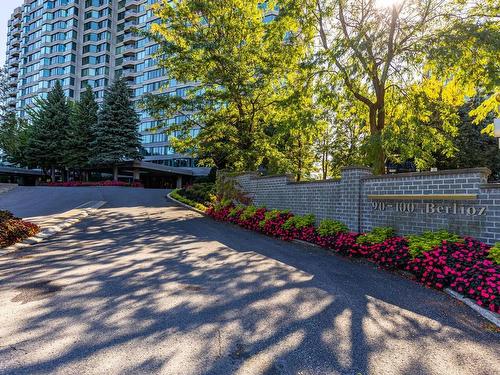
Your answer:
113,165 -> 118,181
369,106 -> 386,175
50,165 -> 55,182
322,149 -> 328,180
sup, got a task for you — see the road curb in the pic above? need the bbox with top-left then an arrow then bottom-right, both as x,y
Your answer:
0,200 -> 106,255
166,192 -> 207,215
445,288 -> 500,328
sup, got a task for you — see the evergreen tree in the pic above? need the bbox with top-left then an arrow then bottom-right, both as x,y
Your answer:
26,81 -> 70,180
64,85 -> 98,176
0,112 -> 32,167
91,78 -> 142,180
0,66 -> 13,122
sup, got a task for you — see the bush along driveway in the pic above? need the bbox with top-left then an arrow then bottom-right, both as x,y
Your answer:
204,201 -> 500,316
0,210 -> 39,248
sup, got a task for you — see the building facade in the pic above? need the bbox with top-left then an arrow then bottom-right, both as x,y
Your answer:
5,0 -> 198,168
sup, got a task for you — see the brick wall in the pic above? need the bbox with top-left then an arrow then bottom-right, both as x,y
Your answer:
232,167 -> 500,244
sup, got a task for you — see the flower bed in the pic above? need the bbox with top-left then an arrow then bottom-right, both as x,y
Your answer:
205,201 -> 500,313
42,180 -> 143,187
170,189 -> 207,211
0,210 -> 40,248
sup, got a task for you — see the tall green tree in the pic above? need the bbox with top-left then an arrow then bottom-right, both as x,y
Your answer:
0,66 -> 13,123
143,0 -> 314,171
267,70 -> 324,180
26,81 -> 70,180
91,78 -> 142,180
64,85 -> 98,176
0,112 -> 32,167
312,0 -> 454,174
426,0 -> 500,131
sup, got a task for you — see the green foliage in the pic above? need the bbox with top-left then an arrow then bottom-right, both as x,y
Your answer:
240,206 -> 259,221
487,243 -> 500,264
407,230 -> 463,258
215,172 -> 252,205
282,214 -> 315,230
317,219 -> 348,237
90,78 -> 142,167
259,209 -> 289,228
142,0 -> 315,171
171,189 -> 207,211
0,210 -> 15,223
25,81 -> 70,171
356,227 -> 395,245
64,85 -> 98,169
214,199 -> 232,211
435,98 -> 500,180
178,183 -> 215,205
228,205 -> 246,218
0,113 -> 32,167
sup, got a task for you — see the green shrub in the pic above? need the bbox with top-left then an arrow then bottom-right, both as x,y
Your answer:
356,227 -> 395,245
407,230 -> 463,257
178,183 -> 215,205
317,219 -> 349,237
282,214 -> 315,230
228,205 -> 245,217
213,198 -> 232,211
239,205 -> 259,221
487,242 -> 500,264
259,209 -> 289,228
0,210 -> 15,223
171,190 -> 207,211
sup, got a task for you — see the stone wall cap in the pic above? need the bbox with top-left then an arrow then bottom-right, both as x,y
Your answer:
252,174 -> 294,180
288,178 -> 341,185
363,167 -> 491,180
341,166 -> 372,172
481,183 -> 500,189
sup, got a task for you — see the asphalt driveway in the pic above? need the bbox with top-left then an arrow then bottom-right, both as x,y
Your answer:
0,187 -> 498,374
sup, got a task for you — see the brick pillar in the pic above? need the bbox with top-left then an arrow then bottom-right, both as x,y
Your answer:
339,166 -> 373,232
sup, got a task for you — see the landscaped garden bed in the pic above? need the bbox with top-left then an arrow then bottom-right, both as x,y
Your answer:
204,201 -> 500,314
42,180 -> 143,187
170,182 -> 215,211
0,210 -> 40,248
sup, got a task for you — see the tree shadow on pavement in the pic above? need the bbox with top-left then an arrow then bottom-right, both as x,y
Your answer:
0,205 -> 498,375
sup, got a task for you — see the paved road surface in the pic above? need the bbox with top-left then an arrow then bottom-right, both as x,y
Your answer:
0,187 -> 498,375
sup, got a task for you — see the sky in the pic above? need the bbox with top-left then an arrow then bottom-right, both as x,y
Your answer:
0,0 -> 22,66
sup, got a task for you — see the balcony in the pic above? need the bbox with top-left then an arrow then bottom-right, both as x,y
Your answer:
7,98 -> 16,108
122,45 -> 136,56
124,10 -> 138,20
123,74 -> 135,83
122,68 -> 136,75
124,0 -> 142,10
122,56 -> 136,67
124,20 -> 138,29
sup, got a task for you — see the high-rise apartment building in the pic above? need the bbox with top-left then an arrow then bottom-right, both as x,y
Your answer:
5,0 -> 197,169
